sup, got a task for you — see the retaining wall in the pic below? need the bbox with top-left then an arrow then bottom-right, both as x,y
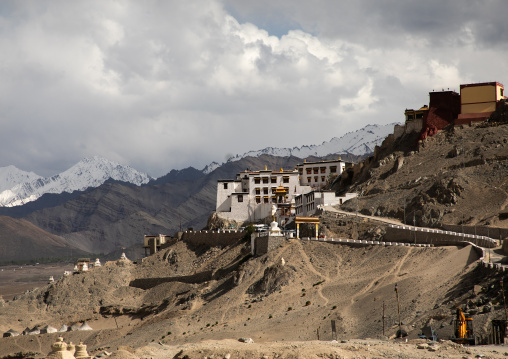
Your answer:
254,235 -> 285,255
181,230 -> 245,247
385,224 -> 497,248
440,224 -> 508,241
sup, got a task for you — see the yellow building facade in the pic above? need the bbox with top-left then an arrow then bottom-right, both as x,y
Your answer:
460,82 -> 505,115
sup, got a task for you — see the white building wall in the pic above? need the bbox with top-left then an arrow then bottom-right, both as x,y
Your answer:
216,169 -> 312,223
216,180 -> 241,212
297,160 -> 348,189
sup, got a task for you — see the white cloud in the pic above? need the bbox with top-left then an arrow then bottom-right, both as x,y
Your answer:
0,0 -> 507,177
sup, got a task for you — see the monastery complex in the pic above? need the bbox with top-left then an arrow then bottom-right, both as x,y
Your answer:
214,81 -> 507,229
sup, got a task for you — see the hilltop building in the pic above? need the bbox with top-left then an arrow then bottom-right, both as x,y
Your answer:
296,159 -> 352,189
215,159 -> 356,224
216,166 -> 311,224
143,234 -> 170,256
458,82 -> 505,124
294,190 -> 357,217
399,81 -> 506,142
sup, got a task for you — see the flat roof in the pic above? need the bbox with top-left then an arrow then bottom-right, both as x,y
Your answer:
297,159 -> 350,166
460,82 -> 504,89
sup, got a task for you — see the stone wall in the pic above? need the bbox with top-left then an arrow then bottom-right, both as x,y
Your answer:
385,225 -> 497,248
181,230 -> 245,247
441,224 -> 508,241
254,235 -> 285,255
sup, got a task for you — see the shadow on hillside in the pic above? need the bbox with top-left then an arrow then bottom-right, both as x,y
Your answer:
440,250 -> 492,306
129,252 -> 252,291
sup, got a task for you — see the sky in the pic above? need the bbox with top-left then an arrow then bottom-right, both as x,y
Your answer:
1,1 -> 507,178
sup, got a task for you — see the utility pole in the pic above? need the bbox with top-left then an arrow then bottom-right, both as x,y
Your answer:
501,279 -> 508,322
395,284 -> 401,337
382,301 -> 385,337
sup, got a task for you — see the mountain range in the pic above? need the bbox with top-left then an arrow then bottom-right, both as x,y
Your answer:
0,123 -> 397,207
0,123 -> 396,262
0,156 -> 151,207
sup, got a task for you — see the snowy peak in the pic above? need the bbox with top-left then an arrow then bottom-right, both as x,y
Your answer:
59,156 -> 151,188
225,123 -> 398,162
0,165 -> 42,193
0,156 -> 151,207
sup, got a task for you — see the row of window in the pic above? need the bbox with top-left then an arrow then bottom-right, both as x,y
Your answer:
304,176 -> 327,183
254,195 -> 289,204
294,202 -> 315,214
254,187 -> 289,195
299,166 -> 337,175
253,176 -> 291,184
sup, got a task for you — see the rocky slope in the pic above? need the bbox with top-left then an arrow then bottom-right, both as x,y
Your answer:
0,235 -> 504,358
337,122 -> 508,229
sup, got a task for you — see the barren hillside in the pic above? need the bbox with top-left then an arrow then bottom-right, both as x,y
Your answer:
0,236 -> 505,358
338,122 -> 508,229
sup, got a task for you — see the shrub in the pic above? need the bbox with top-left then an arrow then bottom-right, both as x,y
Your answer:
305,301 -> 311,306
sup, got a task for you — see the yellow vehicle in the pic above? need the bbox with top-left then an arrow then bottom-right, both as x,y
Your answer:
451,308 -> 476,345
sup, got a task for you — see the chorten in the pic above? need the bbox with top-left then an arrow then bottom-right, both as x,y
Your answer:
46,337 -> 75,359
74,341 -> 92,359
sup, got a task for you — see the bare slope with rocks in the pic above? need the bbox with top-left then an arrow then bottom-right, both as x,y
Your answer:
1,234 -> 505,358
337,122 -> 508,229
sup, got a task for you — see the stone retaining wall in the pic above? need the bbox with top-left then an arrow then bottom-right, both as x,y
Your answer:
385,224 -> 498,248
441,224 -> 508,241
181,230 -> 245,247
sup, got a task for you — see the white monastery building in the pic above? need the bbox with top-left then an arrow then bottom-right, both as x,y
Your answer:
215,159 -> 355,224
216,166 -> 311,224
296,159 -> 352,189
294,190 -> 357,217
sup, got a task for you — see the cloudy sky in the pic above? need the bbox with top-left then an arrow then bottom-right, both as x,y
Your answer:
1,1 -> 507,177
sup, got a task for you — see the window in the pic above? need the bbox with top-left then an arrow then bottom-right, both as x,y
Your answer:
321,176 -> 326,182
330,166 -> 337,173
320,167 -> 326,173
306,168 -> 312,174
271,177 -> 277,183
262,177 -> 269,184
313,168 -> 319,174
271,188 -> 276,194
272,196 -> 277,202
263,187 -> 269,194
255,188 -> 260,195
254,177 -> 260,184
256,196 -> 261,204
314,176 -> 318,182
263,197 -> 269,203
282,176 -> 289,183
237,195 -> 243,203
307,177 -> 311,183
223,183 -> 228,189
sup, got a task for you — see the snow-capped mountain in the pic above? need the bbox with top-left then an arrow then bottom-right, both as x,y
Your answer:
0,165 -> 42,193
0,156 -> 151,207
202,161 -> 221,175
219,122 -> 399,165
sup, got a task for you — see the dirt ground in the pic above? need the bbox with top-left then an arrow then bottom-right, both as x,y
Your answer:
0,263 -> 74,301
1,237 -> 507,358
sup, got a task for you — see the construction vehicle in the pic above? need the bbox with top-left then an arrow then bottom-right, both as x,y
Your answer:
450,308 -> 476,345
